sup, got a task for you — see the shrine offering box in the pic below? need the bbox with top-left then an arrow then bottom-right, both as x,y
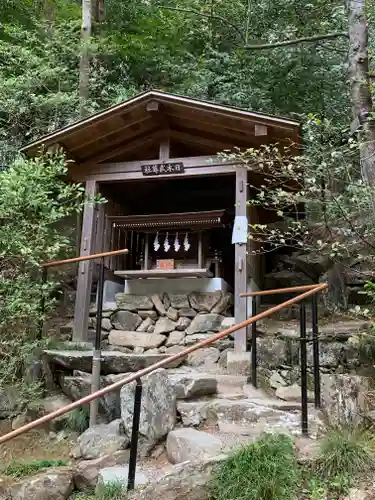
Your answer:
156,259 -> 175,270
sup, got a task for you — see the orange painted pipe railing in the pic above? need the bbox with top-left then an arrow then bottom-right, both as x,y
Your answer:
42,248 -> 129,268
0,283 -> 327,445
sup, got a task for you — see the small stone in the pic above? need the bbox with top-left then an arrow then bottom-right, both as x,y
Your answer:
164,345 -> 187,367
177,401 -> 208,427
96,466 -> 149,494
74,451 -> 130,490
139,310 -> 158,321
137,317 -> 155,332
218,348 -> 233,369
101,318 -> 112,332
176,317 -> 192,330
169,294 -> 190,309
178,308 -> 197,318
115,294 -> 153,311
276,383 -> 314,402
151,295 -> 167,316
111,311 -> 142,331
187,347 -> 220,367
154,317 -> 177,335
162,293 -> 171,310
169,372 -> 217,399
166,428 -> 223,464
257,338 -> 289,368
108,331 -> 166,349
220,317 -> 235,330
166,331 -> 185,347
167,307 -> 179,322
270,371 -> 287,390
186,314 -> 225,335
146,348 -> 160,354
147,325 -> 155,333
151,444 -> 165,459
134,347 -> 145,354
227,351 -> 251,375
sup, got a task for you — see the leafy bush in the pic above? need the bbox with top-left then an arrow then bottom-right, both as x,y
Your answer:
2,459 -> 67,478
208,433 -> 300,500
0,150 -> 103,399
63,406 -> 90,433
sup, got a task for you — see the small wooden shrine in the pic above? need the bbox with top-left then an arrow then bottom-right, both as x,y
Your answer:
21,90 -> 300,351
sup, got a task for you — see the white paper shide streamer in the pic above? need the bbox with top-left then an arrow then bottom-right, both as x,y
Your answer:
164,232 -> 171,252
174,233 -> 181,252
183,232 -> 190,252
153,232 -> 160,251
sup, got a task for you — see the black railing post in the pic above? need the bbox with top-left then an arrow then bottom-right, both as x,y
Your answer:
38,266 -> 48,340
251,296 -> 257,388
300,301 -> 308,435
127,378 -> 143,491
311,293 -> 321,408
89,256 -> 105,427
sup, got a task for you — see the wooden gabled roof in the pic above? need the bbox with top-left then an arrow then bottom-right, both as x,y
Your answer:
21,90 -> 300,164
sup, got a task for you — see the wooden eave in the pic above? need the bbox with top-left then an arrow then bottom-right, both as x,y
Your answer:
107,209 -> 230,231
20,90 -> 301,165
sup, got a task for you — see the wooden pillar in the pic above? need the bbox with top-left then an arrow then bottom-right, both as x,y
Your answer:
73,180 -> 98,341
234,166 -> 248,351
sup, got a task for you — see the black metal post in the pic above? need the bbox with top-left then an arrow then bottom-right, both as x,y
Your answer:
300,301 -> 308,436
251,296 -> 257,388
311,293 -> 321,408
127,379 -> 143,491
89,257 -> 105,427
38,266 -> 48,340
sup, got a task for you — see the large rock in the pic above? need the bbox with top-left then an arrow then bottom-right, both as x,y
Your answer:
137,317 -> 155,332
307,342 -> 344,367
178,308 -> 197,318
212,293 -> 233,314
8,467 -> 74,500
189,292 -> 222,312
154,317 -> 177,335
169,294 -> 190,309
321,374 -> 370,427
108,330 -> 166,349
120,369 -> 176,455
128,456 -> 227,500
73,450 -> 130,490
167,307 -> 179,322
111,311 -> 142,331
276,383 -> 314,403
169,372 -> 217,399
96,466 -> 149,495
60,373 -> 122,419
187,347 -> 220,367
44,350 -> 180,374
0,386 -> 22,418
40,394 -> 74,429
186,314 -> 225,335
177,401 -> 209,427
115,294 -> 153,311
71,420 -> 129,460
167,428 -> 223,464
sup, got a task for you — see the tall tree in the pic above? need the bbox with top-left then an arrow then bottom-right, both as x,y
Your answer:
79,0 -> 92,117
346,0 -> 375,210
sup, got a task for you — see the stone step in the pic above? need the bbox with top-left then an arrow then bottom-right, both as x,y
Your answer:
43,349 -> 184,375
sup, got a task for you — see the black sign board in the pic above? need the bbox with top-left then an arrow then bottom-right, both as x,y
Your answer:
141,162 -> 185,176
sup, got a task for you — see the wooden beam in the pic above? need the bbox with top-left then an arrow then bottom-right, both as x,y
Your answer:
171,130 -> 234,152
73,180 -> 98,341
234,166 -> 248,352
159,136 -> 170,160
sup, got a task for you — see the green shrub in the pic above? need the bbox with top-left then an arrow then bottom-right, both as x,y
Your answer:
208,433 -> 300,500
2,459 -> 67,478
96,480 -> 125,500
63,406 -> 90,433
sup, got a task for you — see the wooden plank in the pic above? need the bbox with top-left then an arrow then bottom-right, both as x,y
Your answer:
114,269 -> 213,279
171,130 -> 235,151
234,166 -> 248,352
159,136 -> 170,160
73,180 -> 98,341
71,164 -> 236,182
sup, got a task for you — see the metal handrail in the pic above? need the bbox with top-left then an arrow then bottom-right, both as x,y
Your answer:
42,248 -> 129,268
0,283 -> 327,446
240,284 -> 319,297
40,248 -> 129,426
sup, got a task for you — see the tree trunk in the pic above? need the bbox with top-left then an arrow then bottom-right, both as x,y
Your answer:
346,0 -> 375,210
94,0 -> 105,22
79,0 -> 92,118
